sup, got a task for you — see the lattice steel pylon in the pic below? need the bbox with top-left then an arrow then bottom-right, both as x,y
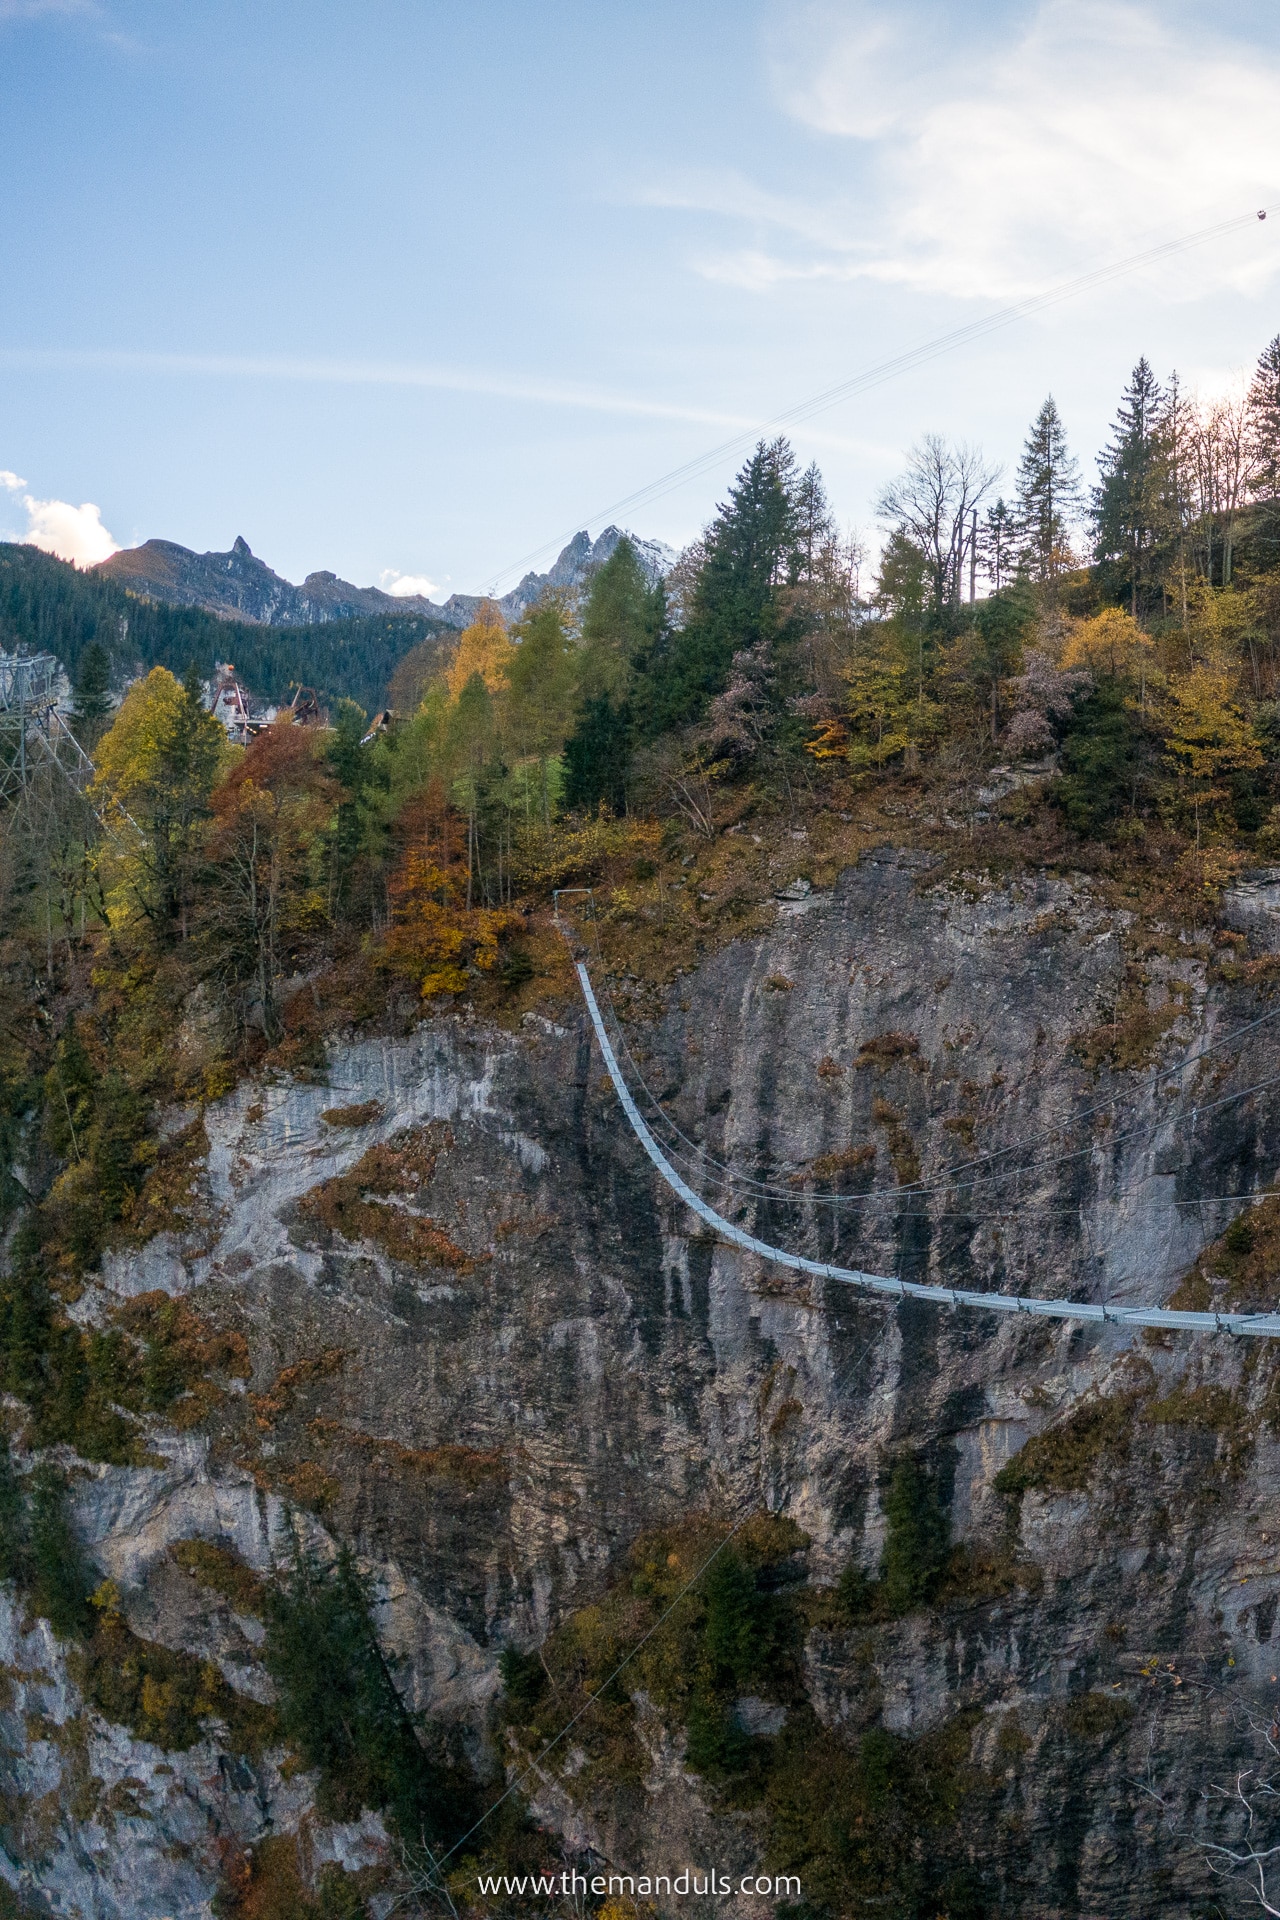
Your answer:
0,650 -> 99,955
0,651 -> 94,807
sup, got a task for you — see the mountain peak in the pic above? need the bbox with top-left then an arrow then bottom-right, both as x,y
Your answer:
94,524 -> 676,631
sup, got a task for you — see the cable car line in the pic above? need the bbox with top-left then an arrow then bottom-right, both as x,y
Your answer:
489,206 -> 1269,592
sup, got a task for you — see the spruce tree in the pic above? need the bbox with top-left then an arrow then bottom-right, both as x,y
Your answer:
1014,397 -> 1081,584
563,537 -> 665,813
793,460 -> 835,580
1248,334 -> 1280,569
72,641 -> 112,743
639,438 -> 802,737
982,499 -> 1016,592
1248,333 -> 1280,500
1092,358 -> 1168,616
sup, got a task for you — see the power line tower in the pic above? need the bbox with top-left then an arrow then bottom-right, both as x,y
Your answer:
0,649 -> 98,961
0,648 -> 97,819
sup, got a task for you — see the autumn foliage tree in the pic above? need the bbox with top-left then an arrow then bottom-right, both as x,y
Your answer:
91,664 -> 228,939
197,722 -> 339,1041
1161,668 -> 1263,843
384,778 -> 521,997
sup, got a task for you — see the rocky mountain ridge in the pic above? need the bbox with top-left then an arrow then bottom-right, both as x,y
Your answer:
95,527 -> 676,631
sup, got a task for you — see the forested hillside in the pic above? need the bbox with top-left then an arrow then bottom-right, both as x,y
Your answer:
8,331 -> 1280,1919
8,328 -> 1280,1312
0,541 -> 447,715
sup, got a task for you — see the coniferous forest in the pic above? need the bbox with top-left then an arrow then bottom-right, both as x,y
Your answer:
0,540 -> 450,718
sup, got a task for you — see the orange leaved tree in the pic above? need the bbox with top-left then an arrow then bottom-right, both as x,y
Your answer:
384,779 -> 521,997
198,722 -> 339,1041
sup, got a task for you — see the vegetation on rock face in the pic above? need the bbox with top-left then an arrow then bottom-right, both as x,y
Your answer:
498,1509 -> 993,1917
844,1452 -> 952,1618
263,1540 -> 474,1842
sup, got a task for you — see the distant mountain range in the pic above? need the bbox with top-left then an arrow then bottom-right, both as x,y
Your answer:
95,527 -> 677,630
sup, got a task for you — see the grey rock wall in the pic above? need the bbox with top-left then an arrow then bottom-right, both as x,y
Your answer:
7,850 -> 1280,1915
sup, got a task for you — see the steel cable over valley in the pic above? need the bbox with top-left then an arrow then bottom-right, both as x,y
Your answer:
571,955 -> 1280,1340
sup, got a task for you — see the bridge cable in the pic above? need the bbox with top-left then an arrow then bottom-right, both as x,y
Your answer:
567,944 -> 1280,1339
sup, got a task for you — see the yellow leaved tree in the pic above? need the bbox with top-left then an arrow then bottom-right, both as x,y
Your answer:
445,600 -> 515,702
90,666 -> 231,936
384,778 -> 521,996
835,624 -> 943,772
1060,608 -> 1155,687
1161,667 -> 1263,845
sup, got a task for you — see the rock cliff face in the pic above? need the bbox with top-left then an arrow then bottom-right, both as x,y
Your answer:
7,851 -> 1280,1916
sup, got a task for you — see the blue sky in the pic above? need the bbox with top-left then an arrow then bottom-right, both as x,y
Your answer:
3,0 -> 1280,598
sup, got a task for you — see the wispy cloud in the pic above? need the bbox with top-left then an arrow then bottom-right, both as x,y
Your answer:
0,346 -> 880,462
667,0 -> 1280,301
0,347 -> 761,431
0,0 -> 98,20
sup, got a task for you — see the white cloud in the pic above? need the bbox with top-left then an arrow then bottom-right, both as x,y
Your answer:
1,465 -> 119,563
21,495 -> 119,566
380,569 -> 439,599
682,0 -> 1280,301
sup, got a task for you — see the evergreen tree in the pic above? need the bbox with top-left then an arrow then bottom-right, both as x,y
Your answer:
793,460 -> 836,580
71,641 -> 112,744
1014,397 -> 1081,583
1092,358 -> 1169,616
982,499 -> 1017,592
1247,333 -> 1280,569
563,538 -> 666,810
964,586 -> 1036,741
265,1541 -> 466,1841
639,438 -> 801,737
873,532 -> 928,620
702,1548 -> 769,1689
878,1454 -> 949,1616
1057,680 -> 1145,837
577,536 -> 664,707
1248,333 -> 1280,501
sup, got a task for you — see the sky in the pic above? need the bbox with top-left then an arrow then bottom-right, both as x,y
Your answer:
2,0 -> 1280,600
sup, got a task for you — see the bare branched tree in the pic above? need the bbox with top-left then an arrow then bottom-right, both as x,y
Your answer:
877,435 -> 1000,617
1199,1702 -> 1280,1914
1191,386 -> 1252,587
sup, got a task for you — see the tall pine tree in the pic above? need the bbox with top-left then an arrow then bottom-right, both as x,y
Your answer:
793,460 -> 836,580
1247,333 -> 1280,569
562,536 -> 665,814
1092,357 -> 1168,617
1248,333 -> 1280,499
638,438 -> 801,737
1014,396 -> 1081,584
982,499 -> 1017,592
71,641 -> 112,747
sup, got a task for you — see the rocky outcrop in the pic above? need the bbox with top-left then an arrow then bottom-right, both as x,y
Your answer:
7,852 -> 1280,1914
